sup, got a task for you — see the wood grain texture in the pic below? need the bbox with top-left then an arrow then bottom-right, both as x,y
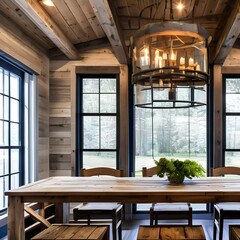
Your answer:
6,177 -> 240,204
50,56 -> 128,177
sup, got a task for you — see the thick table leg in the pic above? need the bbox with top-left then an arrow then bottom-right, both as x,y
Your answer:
55,202 -> 69,223
8,196 -> 24,240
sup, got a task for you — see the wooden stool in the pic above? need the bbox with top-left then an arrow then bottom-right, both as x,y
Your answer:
230,225 -> 240,240
137,225 -> 206,240
31,225 -> 109,240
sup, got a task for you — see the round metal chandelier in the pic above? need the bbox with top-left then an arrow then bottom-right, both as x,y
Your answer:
132,22 -> 210,108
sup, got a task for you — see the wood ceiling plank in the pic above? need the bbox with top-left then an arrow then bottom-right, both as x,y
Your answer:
12,0 -> 80,59
210,0 -> 240,64
89,0 -> 128,64
0,11 -> 48,55
202,0 -> 218,16
77,0 -> 105,39
40,1 -> 80,44
64,0 -> 96,40
192,0 -> 207,17
0,0 -> 54,49
51,0 -> 89,42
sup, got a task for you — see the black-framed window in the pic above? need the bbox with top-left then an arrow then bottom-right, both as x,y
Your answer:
223,75 -> 240,165
0,57 -> 37,213
76,74 -> 120,175
133,87 -> 209,213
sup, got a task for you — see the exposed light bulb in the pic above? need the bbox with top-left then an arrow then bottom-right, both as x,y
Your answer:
42,0 -> 54,7
176,2 -> 184,11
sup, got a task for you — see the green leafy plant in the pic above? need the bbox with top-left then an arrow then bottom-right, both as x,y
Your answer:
154,157 -> 205,184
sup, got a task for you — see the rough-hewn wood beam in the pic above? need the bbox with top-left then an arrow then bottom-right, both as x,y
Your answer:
49,37 -> 111,60
210,0 -> 240,64
89,0 -> 128,64
11,0 -> 80,60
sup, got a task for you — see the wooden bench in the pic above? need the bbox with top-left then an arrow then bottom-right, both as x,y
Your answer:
24,205 -> 109,240
229,225 -> 240,240
31,225 -> 109,240
137,225 -> 206,240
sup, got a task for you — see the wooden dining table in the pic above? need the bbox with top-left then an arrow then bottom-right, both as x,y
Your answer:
5,176 -> 240,239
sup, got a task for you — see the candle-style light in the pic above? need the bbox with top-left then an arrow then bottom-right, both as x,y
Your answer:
132,22 -> 210,108
188,57 -> 194,67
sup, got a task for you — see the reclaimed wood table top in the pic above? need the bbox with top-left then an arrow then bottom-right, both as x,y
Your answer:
5,176 -> 240,240
5,176 -> 240,203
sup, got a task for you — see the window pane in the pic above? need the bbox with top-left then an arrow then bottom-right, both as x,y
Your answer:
226,94 -> 240,112
101,116 -> 116,149
0,149 -> 9,175
135,108 -> 152,175
0,177 -> 4,209
4,70 -> 9,95
0,120 -> 3,146
11,123 -> 19,146
225,152 -> 240,166
83,78 -> 99,93
100,78 -> 116,93
0,121 -> 9,146
82,94 -> 99,113
11,149 -> 19,173
0,176 -> 9,209
0,68 -> 3,94
10,73 -> 19,99
226,116 -> 240,149
3,96 -> 9,120
226,78 -> 240,93
11,173 -> 19,189
0,95 -> 3,119
83,116 -> 99,149
100,94 -> 116,113
10,99 -> 19,122
226,78 -> 240,112
82,151 -> 116,168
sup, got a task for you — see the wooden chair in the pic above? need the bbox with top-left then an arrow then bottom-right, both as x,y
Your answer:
212,166 -> 240,240
24,204 -> 109,240
142,166 -> 192,226
25,203 -> 56,239
73,167 -> 124,240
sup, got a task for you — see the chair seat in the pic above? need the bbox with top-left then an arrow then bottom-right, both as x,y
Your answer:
73,202 -> 122,240
153,203 -> 190,211
215,203 -> 240,211
31,225 -> 109,240
74,203 -> 122,211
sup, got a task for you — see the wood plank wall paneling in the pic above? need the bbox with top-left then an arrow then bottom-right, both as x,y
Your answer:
50,50 -> 128,177
0,14 -> 50,180
49,71 -> 72,176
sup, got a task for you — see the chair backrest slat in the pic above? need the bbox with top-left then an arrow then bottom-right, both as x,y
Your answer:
211,166 -> 240,176
80,167 -> 124,177
142,166 -> 157,177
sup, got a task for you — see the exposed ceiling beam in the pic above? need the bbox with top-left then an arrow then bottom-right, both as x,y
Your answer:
49,37 -> 111,60
89,0 -> 128,64
210,0 -> 240,64
12,0 -> 80,60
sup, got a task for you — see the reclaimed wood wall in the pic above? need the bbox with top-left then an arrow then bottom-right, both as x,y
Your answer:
0,15 -> 50,179
49,47 -> 129,176
49,71 -> 72,175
